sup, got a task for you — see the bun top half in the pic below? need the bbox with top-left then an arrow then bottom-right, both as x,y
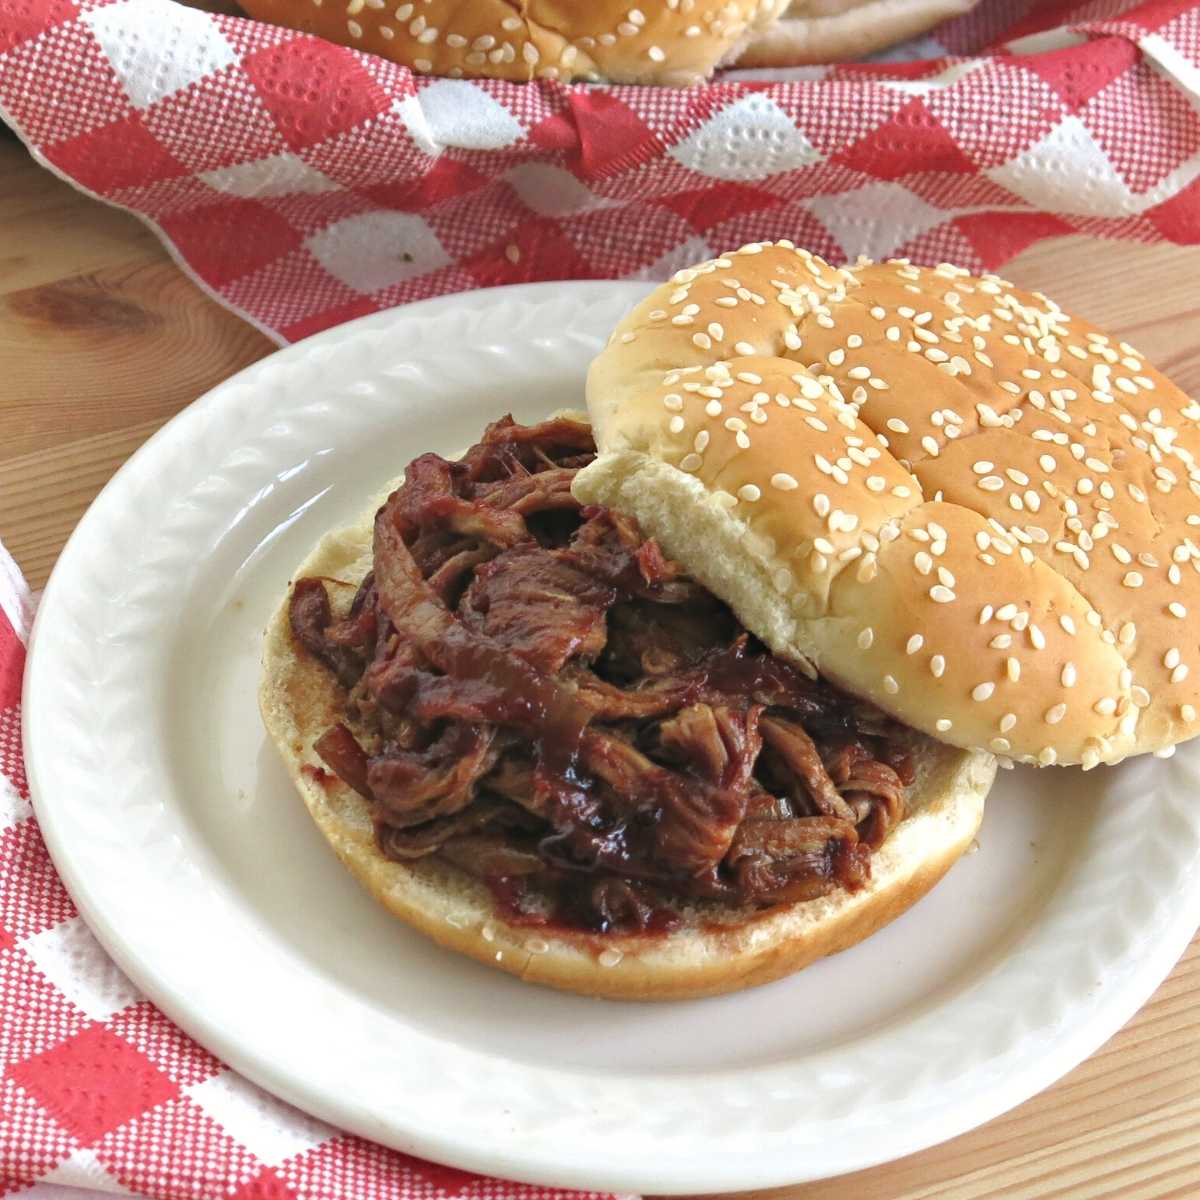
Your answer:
575,242 -> 1200,768
235,0 -> 790,85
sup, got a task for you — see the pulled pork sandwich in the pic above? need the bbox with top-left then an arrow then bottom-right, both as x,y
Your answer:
234,0 -> 979,86
261,404 -> 993,999
263,243 -> 1200,1000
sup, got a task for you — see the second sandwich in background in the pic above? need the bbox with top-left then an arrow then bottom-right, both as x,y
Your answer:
234,0 -> 980,85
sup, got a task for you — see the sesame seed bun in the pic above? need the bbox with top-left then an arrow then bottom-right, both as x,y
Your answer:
232,0 -> 971,85
574,242 -> 1200,769
260,467 -> 993,999
235,0 -> 788,85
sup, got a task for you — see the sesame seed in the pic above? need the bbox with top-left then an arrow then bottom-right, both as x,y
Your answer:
1007,657 -> 1021,682
1029,625 -> 1046,650
738,484 -> 761,503
1173,664 -> 1190,683
1132,686 -> 1151,707
1038,746 -> 1058,765
990,738 -> 1011,753
930,585 -> 956,603
930,655 -> 946,678
679,453 -> 702,472
906,635 -> 924,655
857,627 -> 874,650
771,472 -> 799,491
668,416 -> 685,434
1045,703 -> 1067,725
598,948 -> 623,967
1061,663 -> 1077,687
883,675 -> 899,694
1000,713 -> 1017,733
989,634 -> 1012,649
972,682 -> 995,702
1183,704 -> 1197,722
1123,572 -> 1144,588
936,718 -> 952,732
1169,602 -> 1187,618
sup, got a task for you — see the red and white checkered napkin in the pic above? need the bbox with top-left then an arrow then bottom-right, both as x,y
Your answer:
0,544 -> 626,1199
1,0 -> 1199,343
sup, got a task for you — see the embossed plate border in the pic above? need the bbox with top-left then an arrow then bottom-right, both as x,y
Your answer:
24,282 -> 1200,1192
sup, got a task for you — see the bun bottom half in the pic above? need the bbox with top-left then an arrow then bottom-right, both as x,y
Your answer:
260,487 -> 995,1001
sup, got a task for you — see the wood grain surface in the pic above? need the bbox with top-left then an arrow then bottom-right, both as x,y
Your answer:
2,130 -> 1198,1198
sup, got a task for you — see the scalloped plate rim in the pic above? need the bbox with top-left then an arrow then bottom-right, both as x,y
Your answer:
22,280 -> 1200,1193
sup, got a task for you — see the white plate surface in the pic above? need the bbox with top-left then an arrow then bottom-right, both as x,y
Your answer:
24,281 -> 1200,1193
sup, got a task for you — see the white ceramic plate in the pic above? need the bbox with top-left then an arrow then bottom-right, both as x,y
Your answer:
24,282 -> 1200,1194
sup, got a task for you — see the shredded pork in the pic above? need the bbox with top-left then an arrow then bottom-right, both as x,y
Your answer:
290,417 -> 914,933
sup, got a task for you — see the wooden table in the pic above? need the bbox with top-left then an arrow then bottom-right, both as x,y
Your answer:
3,130 -> 1199,1199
